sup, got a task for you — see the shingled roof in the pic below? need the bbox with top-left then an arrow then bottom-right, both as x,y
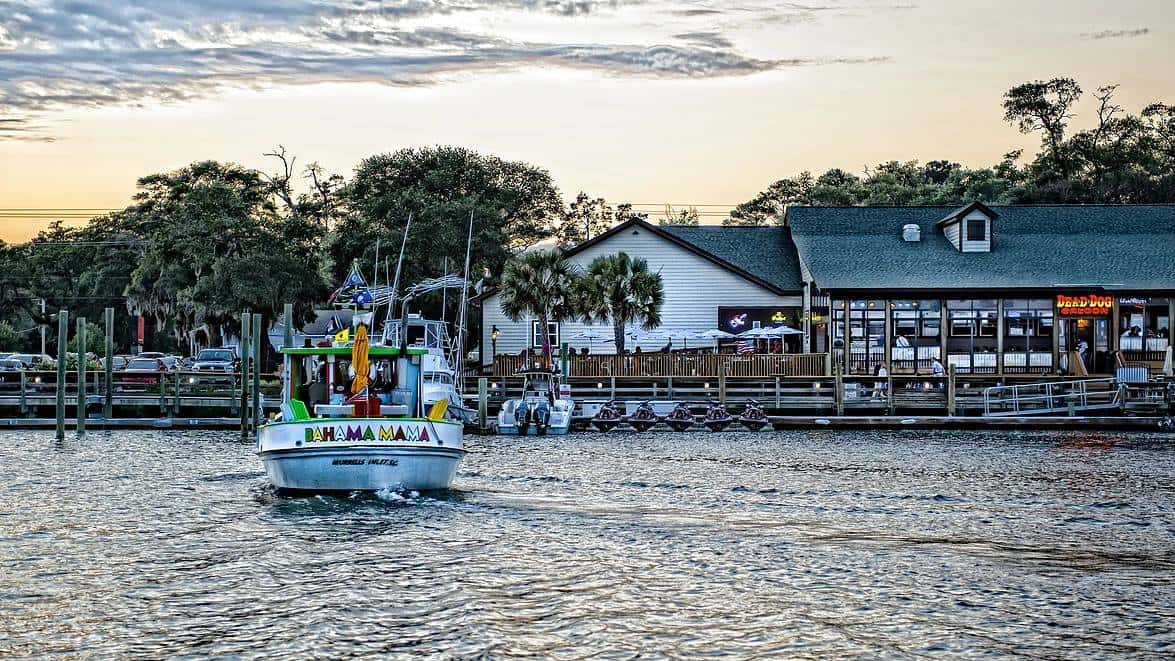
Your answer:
658,223 -> 804,292
787,205 -> 1175,292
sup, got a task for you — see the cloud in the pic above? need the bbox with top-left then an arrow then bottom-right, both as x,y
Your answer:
0,0 -> 892,140
1082,28 -> 1150,40
0,117 -> 56,142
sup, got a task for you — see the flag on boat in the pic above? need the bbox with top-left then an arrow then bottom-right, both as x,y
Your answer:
328,263 -> 371,306
333,327 -> 350,344
736,340 -> 755,355
326,314 -> 344,335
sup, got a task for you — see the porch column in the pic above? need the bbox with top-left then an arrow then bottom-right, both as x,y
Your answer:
1052,312 -> 1061,375
883,300 -> 893,372
841,301 -> 851,374
801,282 -> 812,354
939,300 -> 948,371
996,298 -> 1005,374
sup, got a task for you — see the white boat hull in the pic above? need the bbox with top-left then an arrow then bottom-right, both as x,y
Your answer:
258,417 -> 465,492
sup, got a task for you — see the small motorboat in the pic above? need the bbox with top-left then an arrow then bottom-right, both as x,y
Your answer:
497,368 -> 574,436
665,402 -> 695,432
591,400 -> 623,432
702,399 -> 733,432
627,401 -> 659,432
739,399 -> 769,431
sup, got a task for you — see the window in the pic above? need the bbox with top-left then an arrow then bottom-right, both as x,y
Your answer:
531,321 -> 559,349
966,218 -> 986,241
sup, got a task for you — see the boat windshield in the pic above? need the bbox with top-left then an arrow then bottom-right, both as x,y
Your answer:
424,373 -> 453,385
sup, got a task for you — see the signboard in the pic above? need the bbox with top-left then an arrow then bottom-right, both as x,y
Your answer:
718,307 -> 800,332
1056,294 -> 1113,317
558,384 -> 571,399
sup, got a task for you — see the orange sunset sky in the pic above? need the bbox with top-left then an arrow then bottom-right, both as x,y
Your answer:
1,0 -> 1173,241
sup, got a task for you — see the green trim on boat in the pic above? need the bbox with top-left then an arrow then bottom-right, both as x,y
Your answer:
280,346 -> 427,357
261,416 -> 463,428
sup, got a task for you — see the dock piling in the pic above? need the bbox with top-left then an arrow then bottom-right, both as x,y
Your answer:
55,310 -> 68,440
947,366 -> 957,416
104,308 -> 113,420
19,371 -> 28,416
251,313 -> 262,432
478,377 -> 488,431
76,317 -> 86,434
239,312 -> 251,438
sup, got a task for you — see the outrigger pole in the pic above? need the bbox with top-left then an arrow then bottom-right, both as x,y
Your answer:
388,212 -> 413,343
455,210 -> 474,393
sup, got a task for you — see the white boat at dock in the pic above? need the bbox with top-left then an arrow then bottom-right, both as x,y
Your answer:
496,368 -> 574,436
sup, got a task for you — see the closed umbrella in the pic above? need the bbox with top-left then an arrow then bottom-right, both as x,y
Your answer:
351,324 -> 370,395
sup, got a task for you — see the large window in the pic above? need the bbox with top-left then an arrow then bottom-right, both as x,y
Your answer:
1117,296 -> 1170,358
947,299 -> 997,373
891,299 -> 941,372
833,300 -> 885,373
1003,299 -> 1053,372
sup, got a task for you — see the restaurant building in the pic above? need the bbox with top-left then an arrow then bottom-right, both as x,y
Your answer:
787,203 -> 1175,375
476,219 -> 804,364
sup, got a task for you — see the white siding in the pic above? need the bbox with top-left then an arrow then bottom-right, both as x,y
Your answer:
960,210 -> 992,253
480,227 -> 800,361
943,221 -> 960,249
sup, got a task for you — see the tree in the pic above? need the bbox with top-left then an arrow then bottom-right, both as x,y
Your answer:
498,250 -> 579,365
332,146 -> 563,325
0,322 -> 23,352
573,252 -> 663,354
659,204 -> 699,226
1003,77 -> 1083,178
67,321 -> 105,355
558,192 -> 614,246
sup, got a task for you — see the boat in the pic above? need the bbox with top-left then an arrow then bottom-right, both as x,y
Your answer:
702,399 -> 734,432
739,399 -> 769,431
392,314 -> 478,427
591,400 -> 623,432
665,402 -> 695,432
627,401 -> 659,432
496,368 -> 574,435
257,267 -> 466,493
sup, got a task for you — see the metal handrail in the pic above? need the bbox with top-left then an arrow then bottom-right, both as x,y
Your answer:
983,377 -> 1120,416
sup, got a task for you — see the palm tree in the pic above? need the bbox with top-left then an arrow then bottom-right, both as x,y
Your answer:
574,252 -> 664,354
499,249 -> 579,366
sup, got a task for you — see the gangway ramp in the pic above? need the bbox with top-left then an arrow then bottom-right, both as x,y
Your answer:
983,377 -> 1123,417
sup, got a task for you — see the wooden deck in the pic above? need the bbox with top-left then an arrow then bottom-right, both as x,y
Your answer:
492,353 -> 829,378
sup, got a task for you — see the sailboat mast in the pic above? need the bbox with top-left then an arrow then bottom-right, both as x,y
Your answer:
389,212 -> 412,344
455,210 -> 474,390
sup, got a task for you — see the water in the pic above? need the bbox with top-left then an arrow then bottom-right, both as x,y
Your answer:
1,429 -> 1173,658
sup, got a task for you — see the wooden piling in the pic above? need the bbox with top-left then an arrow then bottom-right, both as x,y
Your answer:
477,377 -> 488,431
104,307 -> 113,419
55,310 -> 68,440
76,317 -> 86,434
172,370 -> 182,416
947,366 -> 957,417
282,303 -> 294,349
718,364 -> 727,405
19,371 -> 28,416
834,364 -> 844,416
251,313 -> 262,431
239,312 -> 251,438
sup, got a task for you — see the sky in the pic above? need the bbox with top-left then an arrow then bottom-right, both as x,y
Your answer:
1,0 -> 1173,240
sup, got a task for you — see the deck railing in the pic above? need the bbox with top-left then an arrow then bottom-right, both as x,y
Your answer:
491,353 -> 829,377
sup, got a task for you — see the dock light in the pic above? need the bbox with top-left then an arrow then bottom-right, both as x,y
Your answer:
704,382 -> 710,389
923,381 -> 932,390
596,382 -> 603,389
34,376 -> 42,384
813,382 -> 821,391
491,382 -> 499,390
188,377 -> 197,384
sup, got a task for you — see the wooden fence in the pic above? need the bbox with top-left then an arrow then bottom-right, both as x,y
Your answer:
492,353 -> 829,378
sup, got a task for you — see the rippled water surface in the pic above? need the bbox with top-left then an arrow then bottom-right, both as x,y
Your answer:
2,429 -> 1174,658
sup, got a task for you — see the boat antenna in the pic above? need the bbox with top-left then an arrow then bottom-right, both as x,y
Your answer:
455,210 -> 474,392
389,212 -> 412,344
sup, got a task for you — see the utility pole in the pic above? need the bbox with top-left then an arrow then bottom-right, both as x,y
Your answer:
40,298 -> 46,356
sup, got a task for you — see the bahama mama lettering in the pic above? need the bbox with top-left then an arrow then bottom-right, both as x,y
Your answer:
1056,294 -> 1113,316
304,424 -> 431,443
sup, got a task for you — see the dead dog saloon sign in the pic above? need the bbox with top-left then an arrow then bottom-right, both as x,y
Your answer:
1055,294 -> 1113,317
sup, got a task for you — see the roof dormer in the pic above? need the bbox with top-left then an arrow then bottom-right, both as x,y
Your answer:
935,201 -> 998,253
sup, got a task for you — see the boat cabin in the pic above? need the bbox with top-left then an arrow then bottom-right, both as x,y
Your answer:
281,345 -> 431,420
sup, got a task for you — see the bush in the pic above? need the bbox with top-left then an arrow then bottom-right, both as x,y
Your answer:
0,322 -> 24,352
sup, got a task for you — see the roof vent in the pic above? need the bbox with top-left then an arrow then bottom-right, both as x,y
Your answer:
902,224 -> 921,242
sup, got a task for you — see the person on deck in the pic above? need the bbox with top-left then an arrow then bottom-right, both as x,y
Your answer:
931,357 -> 946,389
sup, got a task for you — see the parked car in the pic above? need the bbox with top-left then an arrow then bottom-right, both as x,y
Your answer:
122,357 -> 167,388
8,353 -> 52,369
159,356 -> 182,372
192,348 -> 239,373
98,356 -> 130,371
0,358 -> 23,372
138,352 -> 166,360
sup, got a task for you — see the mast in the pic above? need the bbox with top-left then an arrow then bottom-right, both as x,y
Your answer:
389,212 -> 412,345
455,210 -> 474,391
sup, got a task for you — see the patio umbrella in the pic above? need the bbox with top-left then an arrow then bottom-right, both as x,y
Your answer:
696,328 -> 735,349
351,324 -> 370,395
569,328 -> 611,351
